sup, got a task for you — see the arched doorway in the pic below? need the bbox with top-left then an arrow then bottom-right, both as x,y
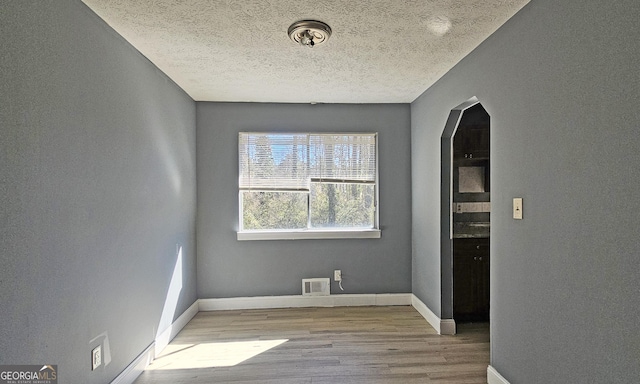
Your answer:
440,97 -> 490,330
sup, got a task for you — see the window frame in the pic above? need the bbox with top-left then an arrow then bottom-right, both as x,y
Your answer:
237,132 -> 381,241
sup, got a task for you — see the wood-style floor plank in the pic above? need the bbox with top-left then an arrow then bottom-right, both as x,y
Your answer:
133,306 -> 489,384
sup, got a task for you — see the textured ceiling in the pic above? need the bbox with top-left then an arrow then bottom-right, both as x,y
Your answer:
81,0 -> 530,103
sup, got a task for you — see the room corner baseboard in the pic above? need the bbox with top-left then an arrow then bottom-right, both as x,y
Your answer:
198,293 -> 412,311
488,365 -> 511,384
110,300 -> 199,384
154,300 -> 199,355
410,294 -> 456,335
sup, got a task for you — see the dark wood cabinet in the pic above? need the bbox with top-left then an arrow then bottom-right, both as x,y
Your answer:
453,238 -> 489,322
453,124 -> 489,160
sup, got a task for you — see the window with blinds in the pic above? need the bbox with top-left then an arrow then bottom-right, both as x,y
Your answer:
239,132 -> 378,233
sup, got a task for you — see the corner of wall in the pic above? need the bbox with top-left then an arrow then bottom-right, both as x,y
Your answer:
411,294 -> 456,335
110,300 -> 199,384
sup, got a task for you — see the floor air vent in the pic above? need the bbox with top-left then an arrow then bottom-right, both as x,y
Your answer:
302,278 -> 330,296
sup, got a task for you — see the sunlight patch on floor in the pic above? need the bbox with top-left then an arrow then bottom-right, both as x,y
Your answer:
147,339 -> 288,370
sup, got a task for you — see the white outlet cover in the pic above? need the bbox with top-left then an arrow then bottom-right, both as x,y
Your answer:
92,345 -> 102,370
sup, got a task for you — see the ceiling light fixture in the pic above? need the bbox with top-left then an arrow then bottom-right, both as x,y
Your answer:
426,15 -> 452,36
288,20 -> 332,48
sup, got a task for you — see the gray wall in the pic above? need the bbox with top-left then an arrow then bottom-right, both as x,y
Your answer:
0,2 -> 197,383
411,0 -> 639,382
197,103 -> 411,298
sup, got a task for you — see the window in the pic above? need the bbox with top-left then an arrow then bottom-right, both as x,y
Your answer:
238,132 -> 380,240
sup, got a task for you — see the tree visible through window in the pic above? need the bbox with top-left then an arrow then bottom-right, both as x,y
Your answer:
239,133 -> 377,231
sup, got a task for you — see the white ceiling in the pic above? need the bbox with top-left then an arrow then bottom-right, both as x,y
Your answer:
82,0 -> 530,103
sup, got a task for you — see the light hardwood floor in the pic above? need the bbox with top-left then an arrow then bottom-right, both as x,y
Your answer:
134,306 -> 489,383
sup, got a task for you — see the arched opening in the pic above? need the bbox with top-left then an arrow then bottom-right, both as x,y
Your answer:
440,97 -> 490,332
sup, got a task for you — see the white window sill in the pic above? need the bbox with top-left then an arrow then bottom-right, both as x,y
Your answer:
237,229 -> 381,241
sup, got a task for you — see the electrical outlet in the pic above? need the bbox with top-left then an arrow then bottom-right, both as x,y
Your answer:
92,345 -> 102,370
334,270 -> 342,282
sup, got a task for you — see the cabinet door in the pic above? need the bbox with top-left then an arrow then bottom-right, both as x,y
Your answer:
453,238 -> 490,322
476,252 -> 490,319
453,128 -> 467,159
467,126 -> 489,159
453,249 -> 477,318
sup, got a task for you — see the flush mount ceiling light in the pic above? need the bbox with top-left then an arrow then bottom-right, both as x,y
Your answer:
288,20 -> 332,48
426,15 -> 452,36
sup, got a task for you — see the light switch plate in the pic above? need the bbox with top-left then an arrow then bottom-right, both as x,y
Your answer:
513,198 -> 523,219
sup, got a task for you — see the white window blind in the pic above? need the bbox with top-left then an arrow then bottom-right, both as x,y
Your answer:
309,134 -> 376,184
239,133 -> 376,190
239,133 -> 310,191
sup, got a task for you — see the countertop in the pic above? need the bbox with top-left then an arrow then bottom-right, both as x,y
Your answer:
453,222 -> 490,238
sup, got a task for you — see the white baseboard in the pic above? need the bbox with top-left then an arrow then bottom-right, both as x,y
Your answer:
110,300 -> 199,384
487,365 -> 511,384
154,300 -> 199,355
411,294 -> 456,335
198,293 -> 412,311
110,343 -> 154,384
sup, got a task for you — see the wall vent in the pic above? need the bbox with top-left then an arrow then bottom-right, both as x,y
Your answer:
302,278 -> 330,296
